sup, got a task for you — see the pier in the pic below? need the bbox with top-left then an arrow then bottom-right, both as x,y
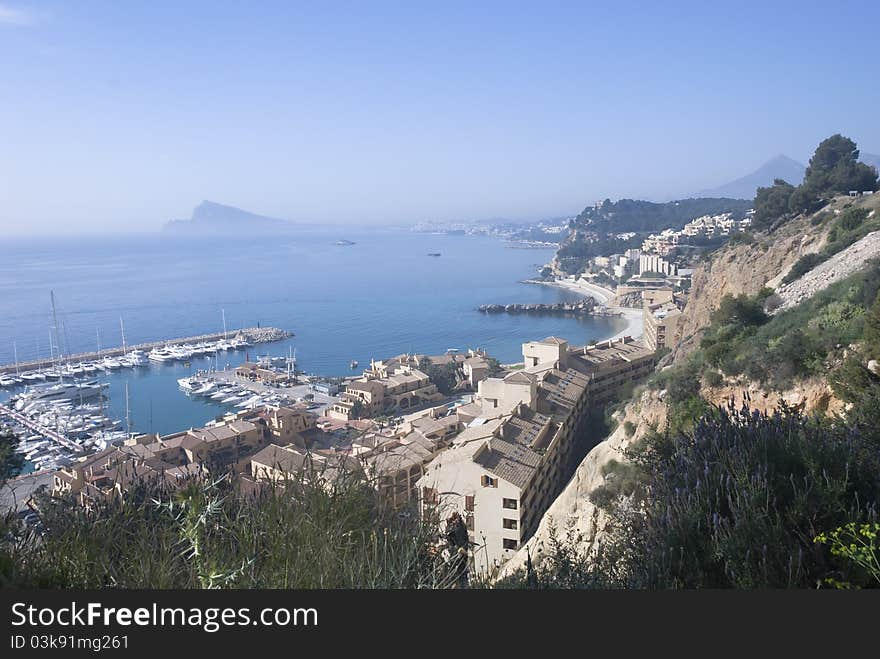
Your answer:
0,403 -> 81,451
0,326 -> 292,375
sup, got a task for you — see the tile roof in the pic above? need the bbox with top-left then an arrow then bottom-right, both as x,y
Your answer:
473,437 -> 542,490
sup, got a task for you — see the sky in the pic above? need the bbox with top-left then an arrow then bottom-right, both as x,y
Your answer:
1,1 -> 879,234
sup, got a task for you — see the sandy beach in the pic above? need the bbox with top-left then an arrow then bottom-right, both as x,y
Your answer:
524,276 -> 644,340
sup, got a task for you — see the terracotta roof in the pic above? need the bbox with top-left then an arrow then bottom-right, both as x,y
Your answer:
503,371 -> 534,385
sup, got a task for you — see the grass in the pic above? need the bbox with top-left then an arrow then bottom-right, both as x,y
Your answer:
0,471 -> 463,589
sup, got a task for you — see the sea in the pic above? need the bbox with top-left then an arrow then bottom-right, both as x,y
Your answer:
0,227 -> 623,437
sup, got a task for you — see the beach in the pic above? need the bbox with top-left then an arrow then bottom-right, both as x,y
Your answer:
524,276 -> 644,340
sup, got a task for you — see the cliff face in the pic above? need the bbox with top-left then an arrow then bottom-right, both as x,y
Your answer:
497,389 -> 667,580
673,212 -> 825,358
496,195 -> 880,583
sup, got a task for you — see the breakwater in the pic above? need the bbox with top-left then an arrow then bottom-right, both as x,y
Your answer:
477,299 -> 608,316
0,327 -> 292,375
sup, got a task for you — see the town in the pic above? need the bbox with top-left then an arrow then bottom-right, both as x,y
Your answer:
42,331 -> 654,576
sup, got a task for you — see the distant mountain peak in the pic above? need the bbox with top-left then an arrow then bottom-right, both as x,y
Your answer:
697,155 -> 806,200
163,201 -> 294,234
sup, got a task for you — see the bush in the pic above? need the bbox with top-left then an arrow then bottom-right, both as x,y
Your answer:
599,406 -> 880,588
782,252 -> 828,284
711,293 -> 768,327
0,474 -> 457,589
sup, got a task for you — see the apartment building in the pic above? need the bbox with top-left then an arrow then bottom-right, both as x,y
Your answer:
638,253 -> 678,277
52,406 -> 318,506
644,301 -> 683,351
418,334 -> 650,575
327,363 -> 444,420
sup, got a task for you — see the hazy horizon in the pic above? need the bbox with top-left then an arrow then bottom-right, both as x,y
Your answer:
2,1 -> 879,235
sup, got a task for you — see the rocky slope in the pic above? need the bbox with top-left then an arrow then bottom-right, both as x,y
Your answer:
497,194 -> 880,582
773,226 -> 879,313
497,389 -> 667,579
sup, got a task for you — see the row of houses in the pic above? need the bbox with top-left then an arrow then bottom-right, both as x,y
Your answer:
642,212 -> 754,256
327,350 -> 490,421
53,405 -> 319,506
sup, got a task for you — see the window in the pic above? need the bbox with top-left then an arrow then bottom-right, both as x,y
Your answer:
503,538 -> 518,550
481,475 -> 498,488
464,495 -> 474,512
502,498 -> 518,510
503,518 -> 518,530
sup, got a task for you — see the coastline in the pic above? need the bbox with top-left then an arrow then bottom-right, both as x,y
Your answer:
523,276 -> 644,341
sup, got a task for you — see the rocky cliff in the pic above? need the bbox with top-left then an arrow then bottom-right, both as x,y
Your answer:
497,193 -> 880,582
497,389 -> 667,579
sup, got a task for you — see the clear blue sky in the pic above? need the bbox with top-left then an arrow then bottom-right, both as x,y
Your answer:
1,0 -> 878,234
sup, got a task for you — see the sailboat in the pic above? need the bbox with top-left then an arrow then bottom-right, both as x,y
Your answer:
119,317 -> 148,366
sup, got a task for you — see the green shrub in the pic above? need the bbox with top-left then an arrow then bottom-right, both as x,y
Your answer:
601,407 -> 880,588
782,252 -> 828,284
0,474 -> 455,589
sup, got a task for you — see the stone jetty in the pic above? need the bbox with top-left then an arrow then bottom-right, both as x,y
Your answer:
477,299 -> 603,316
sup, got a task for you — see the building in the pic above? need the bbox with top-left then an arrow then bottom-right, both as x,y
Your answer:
638,253 -> 678,277
52,406 -> 319,505
643,302 -> 683,351
311,381 -> 339,396
235,362 -> 293,386
418,335 -> 654,575
327,363 -> 444,420
462,354 -> 490,388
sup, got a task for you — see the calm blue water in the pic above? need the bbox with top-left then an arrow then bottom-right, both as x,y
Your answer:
0,228 -> 622,435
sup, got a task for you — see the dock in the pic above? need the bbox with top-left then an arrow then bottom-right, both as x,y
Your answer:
0,403 -> 81,451
0,326 -> 292,375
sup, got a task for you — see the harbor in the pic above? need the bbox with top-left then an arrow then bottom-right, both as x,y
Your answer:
0,326 -> 293,473
0,326 -> 291,377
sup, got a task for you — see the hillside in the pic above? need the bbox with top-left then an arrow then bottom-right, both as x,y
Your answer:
548,196 -> 753,275
163,201 -> 294,234
498,191 -> 880,584
573,197 -> 752,234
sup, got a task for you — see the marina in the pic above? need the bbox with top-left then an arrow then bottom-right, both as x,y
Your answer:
0,325 -> 292,472
0,326 -> 292,378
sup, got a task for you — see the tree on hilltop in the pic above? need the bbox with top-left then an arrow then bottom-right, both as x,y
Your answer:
803,134 -> 879,198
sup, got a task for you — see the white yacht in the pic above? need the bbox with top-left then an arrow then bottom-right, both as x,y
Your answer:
102,356 -> 123,369
0,375 -> 20,388
177,376 -> 199,391
148,347 -> 176,362
123,350 -> 149,367
26,381 -> 106,403
170,346 -> 194,360
192,381 -> 217,395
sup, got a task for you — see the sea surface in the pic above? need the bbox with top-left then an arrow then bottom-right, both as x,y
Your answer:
0,228 -> 623,435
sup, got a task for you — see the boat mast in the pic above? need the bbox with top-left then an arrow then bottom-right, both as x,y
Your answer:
13,341 -> 19,375
222,308 -> 228,340
125,382 -> 131,435
120,317 -> 127,354
96,328 -> 102,353
50,291 -> 63,374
